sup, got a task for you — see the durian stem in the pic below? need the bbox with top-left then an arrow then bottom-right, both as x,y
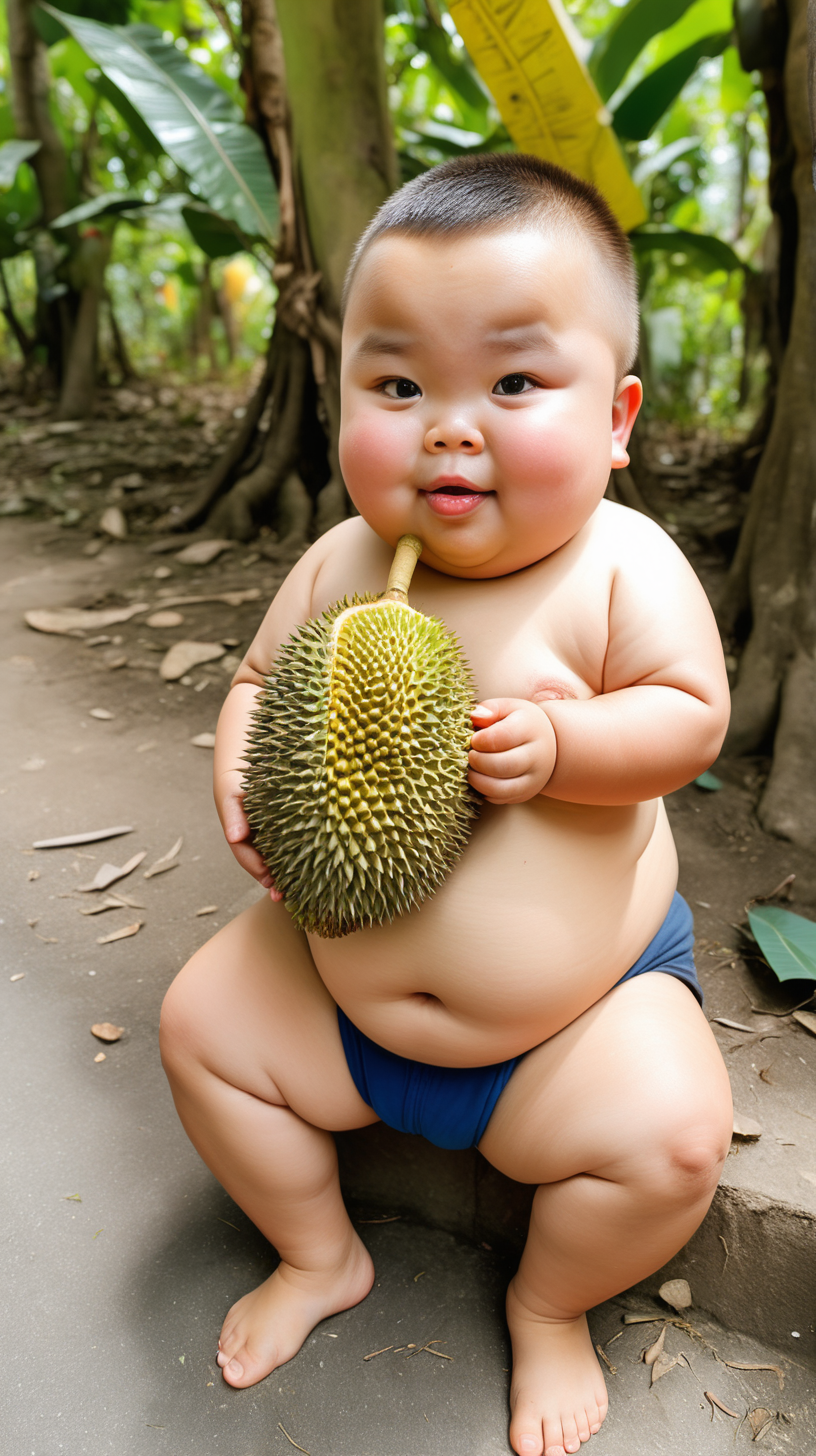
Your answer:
382,534 -> 423,602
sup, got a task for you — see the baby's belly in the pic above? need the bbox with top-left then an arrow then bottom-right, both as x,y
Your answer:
308,797 -> 679,1066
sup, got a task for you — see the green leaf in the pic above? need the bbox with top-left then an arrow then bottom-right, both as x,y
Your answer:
613,32 -> 732,139
589,0 -> 698,102
87,68 -> 162,154
50,192 -> 145,228
694,769 -> 723,790
632,135 -> 700,185
419,18 -> 489,114
720,44 -> 755,112
40,6 -> 278,242
0,140 -> 41,190
181,201 -> 246,258
629,225 -> 744,273
748,905 -> 816,984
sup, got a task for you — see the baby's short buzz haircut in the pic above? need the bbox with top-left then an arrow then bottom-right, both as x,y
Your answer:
343,152 -> 639,378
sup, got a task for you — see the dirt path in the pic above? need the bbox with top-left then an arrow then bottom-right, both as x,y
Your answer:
2,516 -> 816,1453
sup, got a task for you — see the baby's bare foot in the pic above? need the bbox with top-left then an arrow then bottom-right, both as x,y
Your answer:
506,1279 -> 608,1456
216,1234 -> 374,1389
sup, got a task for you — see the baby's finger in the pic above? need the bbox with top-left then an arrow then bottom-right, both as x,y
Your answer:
222,791 -> 250,844
468,745 -> 533,780
467,767 -> 532,803
229,836 -> 273,885
470,715 -> 529,754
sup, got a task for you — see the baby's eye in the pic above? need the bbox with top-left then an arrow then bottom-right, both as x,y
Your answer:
382,378 -> 421,400
493,373 -> 536,396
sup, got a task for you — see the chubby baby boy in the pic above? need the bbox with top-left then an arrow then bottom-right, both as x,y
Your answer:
160,154 -> 733,1456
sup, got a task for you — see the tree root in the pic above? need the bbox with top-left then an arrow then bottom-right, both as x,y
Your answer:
207,331 -> 309,540
758,649 -> 816,847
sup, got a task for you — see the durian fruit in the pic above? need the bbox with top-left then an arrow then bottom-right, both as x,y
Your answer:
243,534 -> 477,938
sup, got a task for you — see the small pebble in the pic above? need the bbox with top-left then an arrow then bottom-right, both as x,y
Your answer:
10,973 -> 25,982
94,1052 -> 106,1063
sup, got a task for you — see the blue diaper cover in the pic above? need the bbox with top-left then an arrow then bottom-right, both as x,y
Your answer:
337,891 -> 700,1151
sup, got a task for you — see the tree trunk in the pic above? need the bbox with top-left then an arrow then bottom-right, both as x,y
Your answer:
6,0 -> 84,393
57,230 -> 111,420
722,0 -> 816,847
182,0 -> 396,542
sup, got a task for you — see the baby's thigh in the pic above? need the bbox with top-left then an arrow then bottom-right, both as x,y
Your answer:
479,972 -> 732,1186
159,894 -> 377,1132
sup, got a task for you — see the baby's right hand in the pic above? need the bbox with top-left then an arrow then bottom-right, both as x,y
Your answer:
217,769 -> 283,900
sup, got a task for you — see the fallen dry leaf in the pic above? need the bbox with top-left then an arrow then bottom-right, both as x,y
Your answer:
106,655 -> 128,669
759,1066 -> 774,1085
732,1113 -> 763,1140
78,852 -> 146,892
595,1343 -> 617,1375
89,708 -> 114,720
143,837 -> 183,879
195,904 -> 218,916
96,922 -> 141,945
711,1017 -> 754,1033
642,1325 -> 667,1365
154,588 -> 261,609
659,1278 -> 692,1311
10,973 -> 25,982
35,934 -> 58,943
705,1391 -> 740,1419
94,1052 -> 106,1063
100,506 -> 127,539
91,1022 -> 124,1042
146,610 -> 184,629
33,826 -> 133,849
792,1010 -> 816,1037
191,732 -> 216,748
650,1350 -> 681,1384
25,604 -> 147,635
159,641 -> 226,681
174,538 -> 234,565
748,1408 -> 775,1440
78,898 -> 130,915
276,1423 -> 310,1455
723,1360 -> 783,1390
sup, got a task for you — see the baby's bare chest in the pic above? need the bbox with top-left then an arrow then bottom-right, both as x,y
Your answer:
314,545 -> 612,705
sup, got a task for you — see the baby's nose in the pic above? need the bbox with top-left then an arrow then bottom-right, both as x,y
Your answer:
424,422 -> 484,453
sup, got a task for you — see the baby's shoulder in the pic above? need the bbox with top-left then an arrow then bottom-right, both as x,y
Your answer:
583,498 -> 685,576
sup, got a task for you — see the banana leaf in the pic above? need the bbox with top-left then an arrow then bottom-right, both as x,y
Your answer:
86,67 -> 162,154
0,140 -> 42,191
448,0 -> 646,231
630,226 -> 744,272
747,905 -> 816,983
50,192 -> 145,228
181,201 -> 247,258
40,6 -> 278,243
589,0 -> 698,102
613,31 -> 732,140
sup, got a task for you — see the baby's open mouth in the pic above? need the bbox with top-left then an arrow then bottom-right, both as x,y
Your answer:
422,482 -> 491,517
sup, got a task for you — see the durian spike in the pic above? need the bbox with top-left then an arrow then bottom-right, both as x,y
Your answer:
382,534 -> 423,603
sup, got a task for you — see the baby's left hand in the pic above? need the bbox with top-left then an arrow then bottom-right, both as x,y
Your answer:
468,699 -> 557,804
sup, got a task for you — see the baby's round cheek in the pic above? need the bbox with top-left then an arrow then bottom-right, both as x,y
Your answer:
340,413 -> 412,486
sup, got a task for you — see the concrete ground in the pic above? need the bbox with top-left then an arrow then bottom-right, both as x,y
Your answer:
2,519 -> 815,1455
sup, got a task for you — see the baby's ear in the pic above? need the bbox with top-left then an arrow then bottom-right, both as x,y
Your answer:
611,376 -> 642,467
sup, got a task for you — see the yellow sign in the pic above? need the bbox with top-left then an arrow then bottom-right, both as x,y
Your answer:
448,0 -> 647,232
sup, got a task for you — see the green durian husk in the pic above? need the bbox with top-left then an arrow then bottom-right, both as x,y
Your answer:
243,592 -> 478,938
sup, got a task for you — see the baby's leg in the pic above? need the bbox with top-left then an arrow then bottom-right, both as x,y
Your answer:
159,896 -> 378,1388
479,971 -> 732,1456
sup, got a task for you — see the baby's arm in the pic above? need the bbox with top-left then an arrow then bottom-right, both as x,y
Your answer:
469,515 -> 730,807
213,528 -> 340,890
